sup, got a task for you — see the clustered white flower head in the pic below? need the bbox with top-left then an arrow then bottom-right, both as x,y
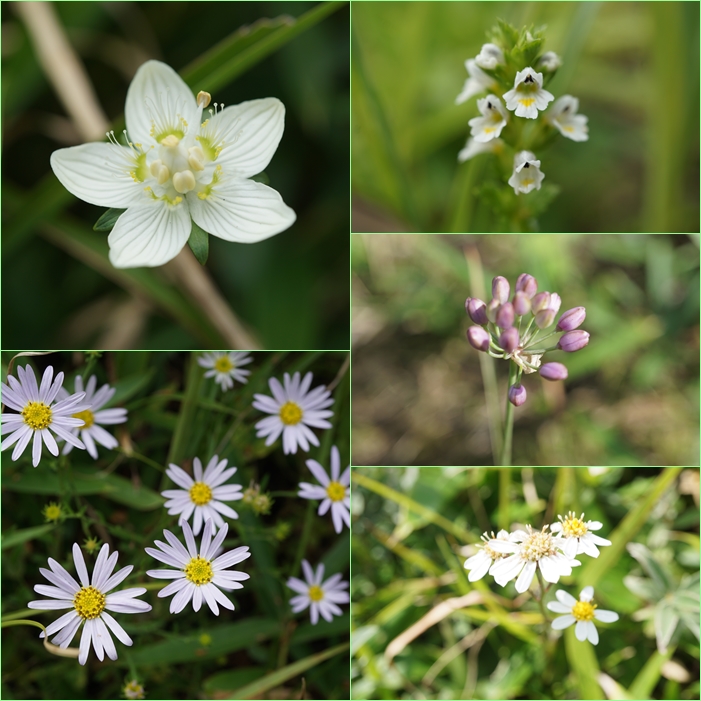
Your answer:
198,351 -> 253,391
50,60 -> 295,268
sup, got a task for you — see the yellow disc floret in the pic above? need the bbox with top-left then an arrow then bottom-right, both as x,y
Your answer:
184,555 -> 213,585
279,401 -> 303,426
189,481 -> 213,506
72,409 -> 94,429
326,481 -> 346,502
572,600 -> 597,621
22,402 -> 53,430
559,511 -> 588,538
520,527 -> 557,562
308,585 -> 324,602
73,586 -> 106,620
214,356 -> 234,373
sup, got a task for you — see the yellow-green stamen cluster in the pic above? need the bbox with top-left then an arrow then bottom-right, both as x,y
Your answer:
72,409 -> 94,429
572,600 -> 597,621
42,502 -> 63,522
308,585 -> 324,602
189,482 -> 213,506
520,526 -> 557,562
22,402 -> 52,430
184,556 -> 213,585
73,586 -> 106,620
214,356 -> 234,373
326,482 -> 346,502
558,511 -> 588,538
279,401 -> 303,426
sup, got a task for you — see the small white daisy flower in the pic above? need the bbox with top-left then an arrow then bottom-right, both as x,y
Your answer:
475,43 -> 505,70
27,542 -> 151,665
197,351 -> 253,391
487,526 -> 581,593
463,529 -> 515,582
551,511 -> 611,559
252,371 -> 334,454
1,364 -> 89,467
298,446 -> 350,534
162,455 -> 243,536
146,519 -> 250,615
547,586 -> 619,644
547,95 -> 589,142
286,560 -> 349,625
456,59 -> 498,105
503,67 -> 554,119
469,95 -> 509,143
458,136 -> 504,163
57,375 -> 128,459
508,150 -> 545,195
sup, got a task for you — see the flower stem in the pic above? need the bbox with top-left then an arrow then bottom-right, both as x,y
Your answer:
499,360 -> 518,466
535,569 -> 551,624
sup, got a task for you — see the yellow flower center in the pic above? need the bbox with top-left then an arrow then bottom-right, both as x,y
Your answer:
214,356 -> 234,373
73,586 -> 106,620
520,528 -> 557,562
21,402 -> 52,430
72,409 -> 94,429
184,556 -> 213,585
572,600 -> 597,621
308,585 -> 324,602
518,97 -> 535,107
559,511 -> 588,538
326,481 -> 346,502
279,401 -> 303,426
189,481 -> 213,506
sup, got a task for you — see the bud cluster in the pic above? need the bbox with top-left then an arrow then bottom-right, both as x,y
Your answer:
465,273 -> 589,405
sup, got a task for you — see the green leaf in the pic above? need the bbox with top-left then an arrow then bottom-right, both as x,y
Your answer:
623,574 -> 665,602
204,668 -> 266,695
654,602 -> 680,652
187,219 -> 209,265
1,524 -> 55,550
92,207 -> 126,232
628,647 -> 675,699
626,542 -> 675,593
225,642 -> 349,699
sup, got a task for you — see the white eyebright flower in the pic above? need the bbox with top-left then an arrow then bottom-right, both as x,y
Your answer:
508,150 -> 545,194
146,519 -> 250,615
458,137 -> 503,163
487,526 -> 581,593
252,371 -> 334,454
286,560 -> 349,625
27,542 -> 151,665
547,586 -> 619,644
547,95 -> 589,142
298,445 -> 350,534
50,60 -> 296,268
475,43 -> 505,70
198,351 -> 253,391
551,511 -> 611,559
463,529 -> 515,582
538,51 -> 562,72
503,67 -> 554,119
469,95 -> 509,143
57,375 -> 128,459
456,59 -> 498,105
1,365 -> 88,467
162,455 -> 243,536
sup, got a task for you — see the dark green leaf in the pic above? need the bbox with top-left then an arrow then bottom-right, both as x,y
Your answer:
188,219 -> 210,265
93,208 -> 126,232
1,524 -> 55,550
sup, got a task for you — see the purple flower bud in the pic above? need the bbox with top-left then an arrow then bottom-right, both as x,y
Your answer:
496,302 -> 515,329
508,383 -> 527,407
548,293 -> 562,314
513,291 -> 531,316
492,276 -> 510,304
515,273 -> 538,298
466,297 -> 489,326
467,326 -> 490,352
556,306 -> 586,332
486,298 -> 500,323
499,327 -> 519,353
539,362 -> 568,381
557,330 -> 590,352
535,308 -> 556,329
531,291 -> 550,313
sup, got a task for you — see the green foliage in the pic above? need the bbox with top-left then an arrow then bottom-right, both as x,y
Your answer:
187,220 -> 210,266
92,208 -> 126,233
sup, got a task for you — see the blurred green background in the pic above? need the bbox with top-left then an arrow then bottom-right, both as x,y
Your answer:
351,467 -> 700,700
2,1 -> 349,349
351,2 -> 700,233
351,233 -> 699,466
1,350 -> 349,699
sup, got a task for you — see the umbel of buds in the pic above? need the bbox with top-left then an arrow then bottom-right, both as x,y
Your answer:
466,273 -> 589,406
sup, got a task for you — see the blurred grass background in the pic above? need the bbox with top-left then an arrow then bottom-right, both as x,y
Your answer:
351,467 -> 700,700
1,1 -> 349,349
351,1 -> 700,233
351,234 -> 699,466
1,350 -> 349,700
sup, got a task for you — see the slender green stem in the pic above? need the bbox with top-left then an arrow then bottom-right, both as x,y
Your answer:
535,570 -> 551,623
499,361 -> 518,466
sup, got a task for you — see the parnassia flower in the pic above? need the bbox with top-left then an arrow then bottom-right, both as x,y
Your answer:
198,351 -> 253,391
503,67 -> 554,119
1,365 -> 89,467
50,60 -> 295,268
547,586 -> 619,644
27,542 -> 151,665
551,511 -> 611,559
298,446 -> 350,533
508,150 -> 544,194
547,95 -> 589,142
286,560 -> 349,625
468,95 -> 509,143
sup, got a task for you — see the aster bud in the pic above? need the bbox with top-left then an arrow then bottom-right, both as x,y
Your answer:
535,308 -> 556,329
539,362 -> 568,381
492,276 -> 510,304
556,306 -> 586,332
515,273 -> 538,298
467,326 -> 490,352
557,330 -> 590,352
466,297 -> 489,325
496,302 -> 515,329
486,298 -> 500,323
499,327 -> 519,353
508,383 -> 527,407
513,291 -> 531,316
531,291 -> 550,313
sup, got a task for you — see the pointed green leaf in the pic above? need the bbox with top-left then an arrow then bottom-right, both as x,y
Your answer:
654,602 -> 679,652
1,524 -> 55,550
626,542 -> 674,593
93,208 -> 126,232
188,219 -> 209,265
